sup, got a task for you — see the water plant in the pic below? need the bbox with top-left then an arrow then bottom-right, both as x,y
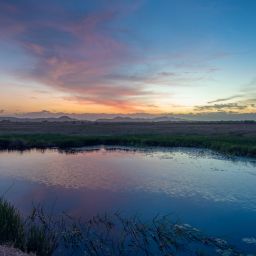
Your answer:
0,199 -> 251,256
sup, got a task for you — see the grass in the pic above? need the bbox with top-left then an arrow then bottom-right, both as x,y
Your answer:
0,133 -> 256,157
0,199 -> 245,256
0,198 -> 58,256
0,199 -> 25,249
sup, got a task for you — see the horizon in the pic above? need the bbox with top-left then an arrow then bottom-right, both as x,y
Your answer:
1,109 -> 256,121
0,0 -> 256,118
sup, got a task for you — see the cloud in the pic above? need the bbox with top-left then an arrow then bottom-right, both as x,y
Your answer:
0,0 -> 228,112
3,0 -> 254,119
0,109 -> 5,114
240,97 -> 256,105
194,103 -> 248,112
178,112 -> 256,121
0,0 -> 147,109
208,95 -> 242,104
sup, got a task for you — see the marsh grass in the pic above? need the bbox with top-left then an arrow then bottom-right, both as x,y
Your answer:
60,213 -> 242,256
0,199 -> 58,256
25,207 -> 59,256
0,134 -> 256,157
0,198 -> 25,249
0,199 -> 248,256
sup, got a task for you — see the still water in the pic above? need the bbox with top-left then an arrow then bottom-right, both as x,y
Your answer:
0,147 -> 255,252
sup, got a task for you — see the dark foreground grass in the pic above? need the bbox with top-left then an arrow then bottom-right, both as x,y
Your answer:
0,199 -> 245,256
0,199 -> 58,256
0,134 -> 256,157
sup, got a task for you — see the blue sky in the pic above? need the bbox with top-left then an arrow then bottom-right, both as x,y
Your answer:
0,0 -> 255,116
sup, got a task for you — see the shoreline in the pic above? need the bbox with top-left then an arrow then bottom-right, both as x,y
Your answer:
0,134 -> 255,158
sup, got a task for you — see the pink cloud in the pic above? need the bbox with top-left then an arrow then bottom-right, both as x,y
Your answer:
0,0 -> 222,112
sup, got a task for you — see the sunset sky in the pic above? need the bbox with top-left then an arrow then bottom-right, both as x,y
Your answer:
0,0 -> 256,116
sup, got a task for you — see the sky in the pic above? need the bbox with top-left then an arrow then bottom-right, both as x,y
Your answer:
0,0 -> 256,118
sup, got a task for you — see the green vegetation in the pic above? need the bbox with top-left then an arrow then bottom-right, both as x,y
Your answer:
0,133 -> 256,157
0,199 -> 244,256
0,199 -> 25,249
0,199 -> 58,255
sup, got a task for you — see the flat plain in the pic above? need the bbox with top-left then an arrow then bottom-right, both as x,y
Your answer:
0,121 -> 255,136
0,121 -> 256,157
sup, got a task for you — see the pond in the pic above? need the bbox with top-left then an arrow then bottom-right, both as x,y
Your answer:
0,147 -> 256,253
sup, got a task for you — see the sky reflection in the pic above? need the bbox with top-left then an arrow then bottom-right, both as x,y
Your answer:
0,148 -> 256,210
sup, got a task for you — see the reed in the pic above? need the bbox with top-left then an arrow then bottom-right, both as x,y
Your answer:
0,199 -> 245,255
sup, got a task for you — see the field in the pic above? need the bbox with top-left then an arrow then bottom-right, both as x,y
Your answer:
0,121 -> 256,135
0,121 -> 256,157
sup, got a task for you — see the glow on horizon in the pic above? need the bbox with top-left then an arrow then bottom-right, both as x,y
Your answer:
0,0 -> 256,116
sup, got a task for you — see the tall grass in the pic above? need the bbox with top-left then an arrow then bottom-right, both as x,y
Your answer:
0,198 -> 25,249
60,213 -> 244,256
0,199 -> 58,255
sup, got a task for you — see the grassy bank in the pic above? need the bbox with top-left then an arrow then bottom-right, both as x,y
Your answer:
0,199 -> 58,256
0,134 -> 256,157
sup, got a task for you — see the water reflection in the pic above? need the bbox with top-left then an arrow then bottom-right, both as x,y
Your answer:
0,147 -> 256,210
1,147 -> 256,252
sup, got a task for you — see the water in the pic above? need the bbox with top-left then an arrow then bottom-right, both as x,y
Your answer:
0,147 -> 256,253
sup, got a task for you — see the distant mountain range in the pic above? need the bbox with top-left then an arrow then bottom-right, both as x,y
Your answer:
96,116 -> 185,122
1,111 -> 256,122
0,115 -> 186,123
0,116 -> 78,122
